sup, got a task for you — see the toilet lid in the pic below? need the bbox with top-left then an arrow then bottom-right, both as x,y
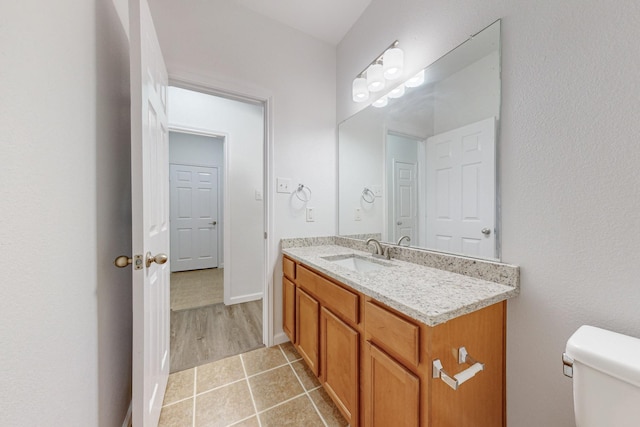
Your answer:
566,325 -> 640,388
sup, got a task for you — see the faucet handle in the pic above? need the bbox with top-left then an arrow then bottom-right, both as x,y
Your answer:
366,238 -> 383,255
382,246 -> 392,260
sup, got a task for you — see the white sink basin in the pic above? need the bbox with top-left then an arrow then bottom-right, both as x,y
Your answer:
321,254 -> 391,273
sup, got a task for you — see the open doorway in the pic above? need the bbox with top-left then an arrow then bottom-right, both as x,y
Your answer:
167,86 -> 267,373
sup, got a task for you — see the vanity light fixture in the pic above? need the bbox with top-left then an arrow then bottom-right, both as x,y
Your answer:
383,47 -> 404,80
405,69 -> 425,88
372,96 -> 388,108
352,77 -> 369,102
352,40 -> 403,103
387,84 -> 405,99
366,63 -> 385,92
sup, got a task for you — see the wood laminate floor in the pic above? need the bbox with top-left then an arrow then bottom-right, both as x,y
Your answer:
170,299 -> 263,373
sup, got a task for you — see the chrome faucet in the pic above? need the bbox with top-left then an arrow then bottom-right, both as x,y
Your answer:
366,238 -> 391,260
397,235 -> 411,246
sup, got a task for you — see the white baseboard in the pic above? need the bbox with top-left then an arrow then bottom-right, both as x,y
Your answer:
273,331 -> 289,345
226,292 -> 263,305
122,400 -> 132,427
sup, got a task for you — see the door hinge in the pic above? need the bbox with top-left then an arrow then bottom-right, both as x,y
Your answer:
264,232 -> 267,239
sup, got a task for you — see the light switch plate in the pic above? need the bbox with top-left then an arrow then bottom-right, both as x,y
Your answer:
255,189 -> 263,200
306,207 -> 315,222
277,177 -> 291,193
355,208 -> 362,221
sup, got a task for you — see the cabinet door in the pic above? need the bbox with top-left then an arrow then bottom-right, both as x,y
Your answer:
366,343 -> 419,427
296,288 -> 320,376
283,277 -> 295,342
321,307 -> 359,426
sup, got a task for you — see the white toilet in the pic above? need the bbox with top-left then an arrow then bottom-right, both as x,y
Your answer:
564,325 -> 640,426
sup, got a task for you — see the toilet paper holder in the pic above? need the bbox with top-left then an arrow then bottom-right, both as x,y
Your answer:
432,346 -> 485,391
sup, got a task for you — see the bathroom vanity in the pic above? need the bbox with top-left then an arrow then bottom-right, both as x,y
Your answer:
281,238 -> 518,427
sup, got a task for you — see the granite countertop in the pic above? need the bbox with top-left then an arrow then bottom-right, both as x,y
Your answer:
283,244 -> 519,327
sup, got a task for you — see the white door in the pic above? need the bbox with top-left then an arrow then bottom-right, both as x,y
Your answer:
426,117 -> 496,258
170,164 -> 219,272
130,0 -> 170,425
393,161 -> 417,242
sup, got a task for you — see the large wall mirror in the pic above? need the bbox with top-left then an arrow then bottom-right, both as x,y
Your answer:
338,20 -> 501,260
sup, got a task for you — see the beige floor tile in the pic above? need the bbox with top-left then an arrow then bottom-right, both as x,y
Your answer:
195,381 -> 255,427
259,395 -> 324,427
279,342 -> 301,362
291,360 -> 321,391
163,368 -> 195,406
197,355 -> 245,393
309,387 -> 349,427
241,346 -> 287,376
248,365 -> 304,411
159,398 -> 193,427
228,416 -> 260,427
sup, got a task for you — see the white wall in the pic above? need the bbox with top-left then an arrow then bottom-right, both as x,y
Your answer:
433,51 -> 500,134
0,0 -> 132,425
338,112 -> 384,236
169,87 -> 264,303
169,131 -> 224,168
149,0 -> 337,341
339,1 -> 640,425
169,131 -> 225,267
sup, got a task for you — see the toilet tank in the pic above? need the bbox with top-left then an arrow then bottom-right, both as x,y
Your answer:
565,325 -> 640,427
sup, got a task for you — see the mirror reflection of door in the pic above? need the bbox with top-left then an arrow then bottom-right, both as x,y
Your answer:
387,132 -> 419,243
426,117 -> 496,258
393,161 -> 417,242
170,164 -> 219,271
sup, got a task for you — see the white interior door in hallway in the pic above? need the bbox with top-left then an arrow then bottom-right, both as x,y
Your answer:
170,164 -> 219,272
129,0 -> 170,425
393,161 -> 418,242
426,117 -> 496,258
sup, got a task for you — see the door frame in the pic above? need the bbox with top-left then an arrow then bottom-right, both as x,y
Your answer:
168,75 -> 274,347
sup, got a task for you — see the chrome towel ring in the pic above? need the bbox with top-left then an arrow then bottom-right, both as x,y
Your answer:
294,184 -> 312,202
362,187 -> 375,204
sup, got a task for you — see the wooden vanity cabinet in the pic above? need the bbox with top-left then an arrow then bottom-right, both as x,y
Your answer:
282,257 -> 297,343
282,256 -> 506,427
282,277 -> 296,342
296,287 -> 320,375
366,342 -> 420,427
321,307 -> 359,424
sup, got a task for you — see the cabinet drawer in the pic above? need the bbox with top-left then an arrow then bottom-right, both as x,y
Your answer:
297,265 -> 359,324
365,301 -> 419,367
283,256 -> 296,280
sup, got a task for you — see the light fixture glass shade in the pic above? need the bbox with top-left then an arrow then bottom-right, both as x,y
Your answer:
366,63 -> 385,92
405,69 -> 425,88
383,47 -> 404,80
352,77 -> 369,102
387,84 -> 405,99
372,96 -> 388,108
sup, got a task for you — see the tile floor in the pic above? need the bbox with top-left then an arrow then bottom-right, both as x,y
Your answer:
159,342 -> 349,427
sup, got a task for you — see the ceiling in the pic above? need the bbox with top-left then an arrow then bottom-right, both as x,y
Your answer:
233,0 -> 372,45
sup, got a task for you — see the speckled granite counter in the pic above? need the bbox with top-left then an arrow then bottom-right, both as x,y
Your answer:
282,242 -> 519,327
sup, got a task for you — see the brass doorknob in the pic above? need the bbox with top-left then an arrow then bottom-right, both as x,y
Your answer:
146,252 -> 168,268
114,256 -> 132,268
